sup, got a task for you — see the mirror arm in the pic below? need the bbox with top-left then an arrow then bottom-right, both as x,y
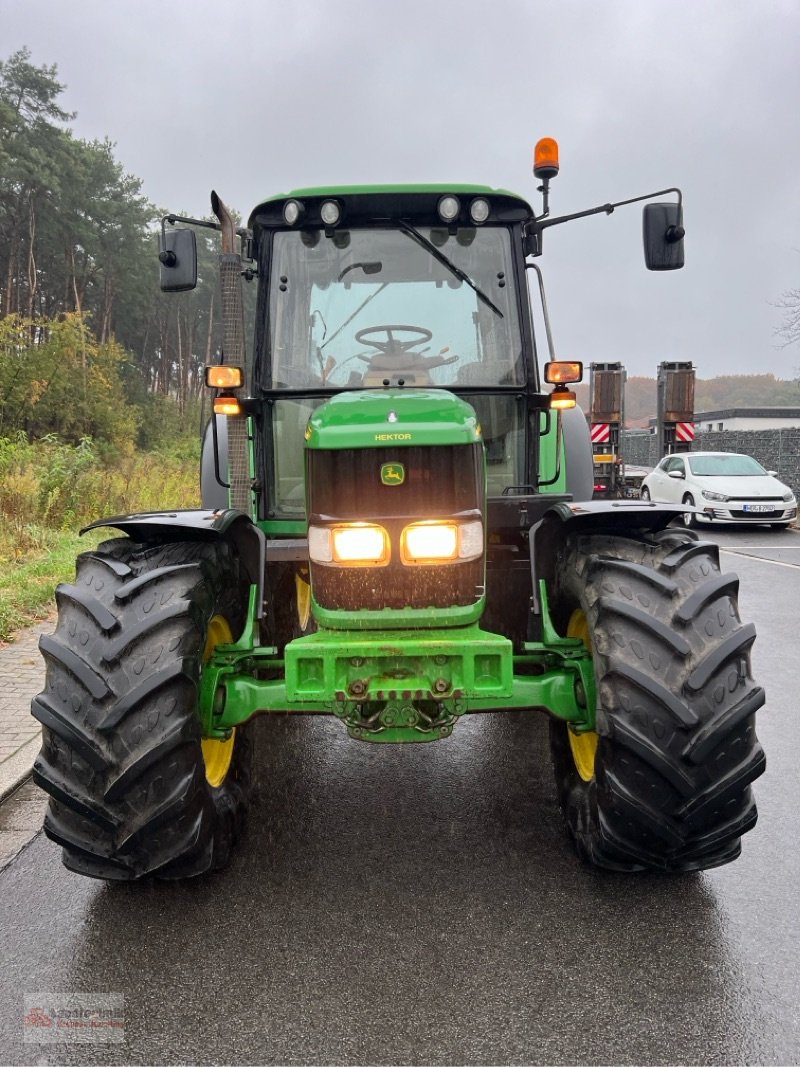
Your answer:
526,187 -> 683,255
159,214 -> 252,251
539,187 -> 682,232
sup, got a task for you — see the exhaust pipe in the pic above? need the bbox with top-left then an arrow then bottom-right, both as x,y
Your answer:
211,190 -> 236,254
211,190 -> 251,514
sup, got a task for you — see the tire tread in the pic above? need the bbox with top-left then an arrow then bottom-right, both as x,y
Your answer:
32,538 -> 253,881
549,528 -> 765,872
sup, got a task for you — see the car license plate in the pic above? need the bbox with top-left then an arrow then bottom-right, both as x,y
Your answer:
743,504 -> 772,513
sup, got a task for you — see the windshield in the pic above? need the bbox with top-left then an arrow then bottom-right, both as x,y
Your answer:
688,454 -> 767,477
266,226 -> 525,390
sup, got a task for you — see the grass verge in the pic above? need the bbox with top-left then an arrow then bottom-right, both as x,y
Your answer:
0,528 -> 106,643
0,436 -> 200,642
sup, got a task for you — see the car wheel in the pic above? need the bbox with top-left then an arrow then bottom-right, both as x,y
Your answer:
682,494 -> 697,528
640,486 -> 651,501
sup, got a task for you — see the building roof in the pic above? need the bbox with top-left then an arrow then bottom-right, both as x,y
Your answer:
695,407 -> 800,420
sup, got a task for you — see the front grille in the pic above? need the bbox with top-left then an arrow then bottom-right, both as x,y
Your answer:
729,508 -> 783,519
308,444 -> 484,612
307,444 -> 483,518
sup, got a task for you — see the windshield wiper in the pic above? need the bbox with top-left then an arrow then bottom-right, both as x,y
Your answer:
396,220 -> 503,318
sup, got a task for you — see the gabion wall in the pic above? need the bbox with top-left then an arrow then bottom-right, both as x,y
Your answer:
621,428 -> 800,499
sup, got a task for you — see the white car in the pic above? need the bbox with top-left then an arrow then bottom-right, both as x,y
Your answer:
640,451 -> 797,528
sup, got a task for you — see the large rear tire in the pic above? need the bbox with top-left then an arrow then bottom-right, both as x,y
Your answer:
32,537 -> 253,881
548,528 -> 765,872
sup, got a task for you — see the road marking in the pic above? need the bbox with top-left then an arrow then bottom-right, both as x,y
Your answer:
720,548 -> 800,570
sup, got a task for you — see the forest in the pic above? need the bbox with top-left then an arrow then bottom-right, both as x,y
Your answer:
0,47 -> 226,451
0,48 -> 222,637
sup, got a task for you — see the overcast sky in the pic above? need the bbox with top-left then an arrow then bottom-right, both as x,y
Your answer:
3,0 -> 799,380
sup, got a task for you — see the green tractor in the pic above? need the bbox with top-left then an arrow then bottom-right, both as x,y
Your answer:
32,140 -> 765,879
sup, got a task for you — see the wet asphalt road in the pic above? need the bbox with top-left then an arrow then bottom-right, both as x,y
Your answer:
1,526 -> 799,1066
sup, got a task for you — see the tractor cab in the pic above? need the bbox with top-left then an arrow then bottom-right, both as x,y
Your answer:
248,187 -> 542,516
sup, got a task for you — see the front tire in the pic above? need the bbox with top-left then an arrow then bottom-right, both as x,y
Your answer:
549,528 -> 765,872
682,493 -> 698,528
32,537 -> 253,880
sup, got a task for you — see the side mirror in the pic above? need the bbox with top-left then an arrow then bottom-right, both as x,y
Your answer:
643,202 -> 685,271
667,469 -> 685,480
159,228 -> 198,292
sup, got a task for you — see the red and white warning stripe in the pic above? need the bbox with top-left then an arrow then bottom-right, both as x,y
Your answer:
675,422 -> 695,442
590,423 -> 610,444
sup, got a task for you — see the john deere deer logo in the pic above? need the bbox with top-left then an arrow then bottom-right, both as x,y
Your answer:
380,463 -> 405,486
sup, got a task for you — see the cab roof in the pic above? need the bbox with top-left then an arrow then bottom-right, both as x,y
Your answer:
248,184 -> 535,231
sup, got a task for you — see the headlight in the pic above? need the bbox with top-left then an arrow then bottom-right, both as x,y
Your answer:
308,524 -> 389,565
401,519 -> 483,564
783,491 -> 795,503
701,490 -> 730,502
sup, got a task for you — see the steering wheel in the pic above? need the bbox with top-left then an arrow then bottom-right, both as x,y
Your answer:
355,325 -> 433,355
353,324 -> 458,382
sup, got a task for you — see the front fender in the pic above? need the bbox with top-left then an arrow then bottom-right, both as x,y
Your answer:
530,499 -> 695,618
81,509 -> 266,619
537,498 -> 693,531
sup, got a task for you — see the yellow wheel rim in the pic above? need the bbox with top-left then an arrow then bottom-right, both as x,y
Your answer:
566,609 -> 599,783
201,614 -> 236,788
296,572 -> 312,632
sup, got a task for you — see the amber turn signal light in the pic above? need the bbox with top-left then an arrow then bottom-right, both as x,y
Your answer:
544,360 -> 583,384
213,394 -> 244,416
205,364 -> 244,389
550,386 -> 577,411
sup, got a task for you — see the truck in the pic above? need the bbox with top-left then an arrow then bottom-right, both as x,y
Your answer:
32,140 -> 765,880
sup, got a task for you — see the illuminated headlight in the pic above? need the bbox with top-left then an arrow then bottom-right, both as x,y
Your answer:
469,198 -> 490,224
401,519 -> 483,564
283,199 -> 304,225
437,195 -> 460,223
320,200 -> 342,226
308,523 -> 389,565
702,490 -> 730,502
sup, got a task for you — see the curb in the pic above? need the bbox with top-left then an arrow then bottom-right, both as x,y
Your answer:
0,614 -> 52,808
0,735 -> 40,805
